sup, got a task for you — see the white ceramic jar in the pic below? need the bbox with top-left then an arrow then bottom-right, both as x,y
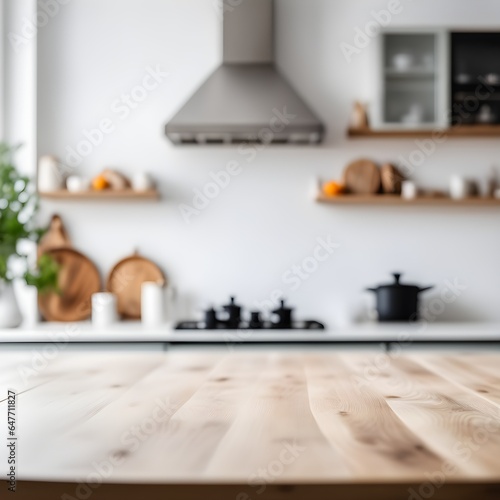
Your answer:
92,293 -> 118,327
38,155 -> 65,193
66,176 -> 90,193
141,282 -> 165,326
450,175 -> 470,200
401,181 -> 418,200
132,173 -> 154,192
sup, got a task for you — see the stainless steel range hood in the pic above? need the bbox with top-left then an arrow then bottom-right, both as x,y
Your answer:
165,0 -> 324,145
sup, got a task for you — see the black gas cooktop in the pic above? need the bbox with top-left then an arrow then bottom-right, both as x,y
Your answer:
175,297 -> 325,331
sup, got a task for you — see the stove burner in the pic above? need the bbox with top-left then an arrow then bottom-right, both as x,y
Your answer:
175,297 -> 325,331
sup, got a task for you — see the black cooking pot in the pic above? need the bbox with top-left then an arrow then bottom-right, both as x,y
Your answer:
366,273 -> 433,322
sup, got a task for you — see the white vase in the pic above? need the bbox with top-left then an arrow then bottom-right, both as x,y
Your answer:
0,281 -> 23,328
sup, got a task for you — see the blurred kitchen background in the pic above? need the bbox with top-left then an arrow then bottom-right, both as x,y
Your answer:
4,0 -> 500,328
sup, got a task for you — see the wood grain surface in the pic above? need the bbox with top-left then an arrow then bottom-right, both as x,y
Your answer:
1,350 -> 499,500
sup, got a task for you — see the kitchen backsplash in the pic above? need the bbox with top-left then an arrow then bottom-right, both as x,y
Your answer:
30,0 -> 500,325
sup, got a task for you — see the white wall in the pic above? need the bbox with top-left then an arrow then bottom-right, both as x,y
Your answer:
35,0 -> 500,325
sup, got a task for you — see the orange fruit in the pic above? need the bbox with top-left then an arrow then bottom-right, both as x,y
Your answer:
92,175 -> 110,191
322,181 -> 344,197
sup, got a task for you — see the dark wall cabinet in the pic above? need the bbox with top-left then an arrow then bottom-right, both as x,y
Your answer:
452,32 -> 500,125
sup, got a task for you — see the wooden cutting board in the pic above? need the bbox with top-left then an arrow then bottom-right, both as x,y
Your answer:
37,214 -> 72,258
343,159 -> 381,194
38,248 -> 101,322
380,163 -> 405,194
106,252 -> 165,319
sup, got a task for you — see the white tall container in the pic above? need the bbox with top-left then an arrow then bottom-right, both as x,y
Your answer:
92,293 -> 118,327
141,282 -> 165,326
38,155 -> 65,192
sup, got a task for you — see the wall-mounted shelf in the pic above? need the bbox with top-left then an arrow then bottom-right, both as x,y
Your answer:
317,194 -> 500,206
39,189 -> 160,201
348,125 -> 500,138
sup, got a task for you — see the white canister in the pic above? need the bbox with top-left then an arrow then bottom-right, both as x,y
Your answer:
401,181 -> 418,200
449,175 -> 470,200
67,175 -> 90,193
132,173 -> 154,192
92,293 -> 118,327
38,155 -> 65,193
141,282 -> 165,326
21,285 -> 40,326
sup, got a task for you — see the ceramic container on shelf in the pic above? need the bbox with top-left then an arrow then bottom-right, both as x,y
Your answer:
132,173 -> 154,192
92,293 -> 118,327
0,282 -> 23,328
141,282 -> 165,326
449,175 -> 471,200
38,155 -> 64,193
66,176 -> 90,193
401,181 -> 418,200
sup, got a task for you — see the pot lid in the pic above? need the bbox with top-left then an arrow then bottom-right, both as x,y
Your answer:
370,273 -> 428,291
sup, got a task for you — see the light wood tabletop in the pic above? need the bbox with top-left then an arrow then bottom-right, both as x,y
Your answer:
1,349 -> 500,500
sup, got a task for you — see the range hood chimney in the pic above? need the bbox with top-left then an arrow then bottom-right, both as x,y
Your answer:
165,0 -> 325,145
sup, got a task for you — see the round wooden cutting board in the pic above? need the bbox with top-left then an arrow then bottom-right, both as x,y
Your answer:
106,253 -> 165,320
38,248 -> 101,322
343,159 -> 381,194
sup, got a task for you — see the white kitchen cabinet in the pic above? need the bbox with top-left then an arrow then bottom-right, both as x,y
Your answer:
373,29 -> 449,129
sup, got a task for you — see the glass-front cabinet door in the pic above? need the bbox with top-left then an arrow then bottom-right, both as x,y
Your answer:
374,29 -> 448,129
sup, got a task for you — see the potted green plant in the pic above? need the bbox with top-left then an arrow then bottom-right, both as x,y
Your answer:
0,143 -> 58,328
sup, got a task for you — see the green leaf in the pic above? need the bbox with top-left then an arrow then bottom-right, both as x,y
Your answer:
0,142 -> 60,288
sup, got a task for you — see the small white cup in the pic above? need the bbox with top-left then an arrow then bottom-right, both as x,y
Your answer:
67,176 -> 90,193
401,181 -> 417,200
132,173 -> 154,192
92,293 -> 118,327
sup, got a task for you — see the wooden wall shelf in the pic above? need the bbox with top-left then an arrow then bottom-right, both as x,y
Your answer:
39,189 -> 160,201
348,125 -> 500,139
316,194 -> 500,206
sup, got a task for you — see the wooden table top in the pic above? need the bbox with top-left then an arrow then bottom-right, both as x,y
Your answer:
2,349 -> 500,500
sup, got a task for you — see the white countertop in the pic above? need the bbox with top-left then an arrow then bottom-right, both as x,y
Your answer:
0,321 -> 499,343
